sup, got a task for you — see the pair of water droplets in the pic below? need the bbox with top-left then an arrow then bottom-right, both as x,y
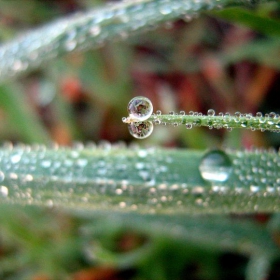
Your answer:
123,96 -> 154,139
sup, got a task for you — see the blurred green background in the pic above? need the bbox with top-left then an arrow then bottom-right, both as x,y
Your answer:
0,0 -> 280,279
0,0 -> 279,149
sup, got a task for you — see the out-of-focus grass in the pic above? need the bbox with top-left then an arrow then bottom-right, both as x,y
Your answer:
1,1 -> 279,147
0,0 -> 280,279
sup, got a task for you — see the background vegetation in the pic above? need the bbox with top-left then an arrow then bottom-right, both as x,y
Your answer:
0,0 -> 279,279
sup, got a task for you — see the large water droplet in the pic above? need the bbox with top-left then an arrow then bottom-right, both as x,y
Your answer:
127,96 -> 153,121
128,121 -> 153,139
199,150 -> 232,183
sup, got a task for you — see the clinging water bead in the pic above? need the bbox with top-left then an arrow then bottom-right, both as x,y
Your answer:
127,96 -> 153,121
128,121 -> 154,139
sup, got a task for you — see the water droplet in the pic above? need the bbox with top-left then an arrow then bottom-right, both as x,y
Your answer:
41,160 -> 51,168
156,110 -> 161,115
169,111 -> 175,115
0,171 -> 4,182
189,111 -> 194,116
250,185 -> 260,193
199,150 -> 232,183
207,109 -> 215,116
90,25 -> 101,36
160,5 -> 172,15
0,186 -> 8,197
256,112 -> 263,118
77,158 -> 88,167
128,121 -> 153,139
119,202 -> 126,208
235,111 -> 241,118
11,154 -> 21,164
186,123 -> 192,129
154,119 -> 161,125
269,112 -> 276,119
122,117 -> 127,123
127,96 -> 153,121
179,111 -> 185,115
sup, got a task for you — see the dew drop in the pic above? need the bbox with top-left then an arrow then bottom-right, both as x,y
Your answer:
207,109 -> 215,116
250,185 -> 260,193
179,111 -> 185,115
0,171 -> 4,183
156,110 -> 162,115
90,25 -> 101,36
169,111 -> 175,115
186,123 -> 192,129
122,117 -> 127,123
241,121 -> 247,128
41,160 -> 51,168
199,150 -> 232,184
77,158 -> 88,167
127,96 -> 153,121
11,154 -> 21,164
256,112 -> 263,118
0,186 -> 8,197
235,111 -> 241,118
128,121 -> 153,139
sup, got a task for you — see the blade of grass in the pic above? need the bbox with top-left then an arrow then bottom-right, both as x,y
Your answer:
0,84 -> 51,143
212,7 -> 280,37
0,145 -> 279,214
0,0 -> 273,83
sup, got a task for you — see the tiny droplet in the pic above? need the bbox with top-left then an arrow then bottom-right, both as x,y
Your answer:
186,123 -> 192,129
207,109 -> 215,116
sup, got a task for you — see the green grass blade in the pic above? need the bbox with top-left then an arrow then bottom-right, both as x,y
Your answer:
0,144 -> 279,214
0,0 -> 272,83
212,7 -> 280,37
0,85 -> 51,143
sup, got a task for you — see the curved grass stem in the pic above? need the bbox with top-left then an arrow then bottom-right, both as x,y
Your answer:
0,0 -> 273,83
